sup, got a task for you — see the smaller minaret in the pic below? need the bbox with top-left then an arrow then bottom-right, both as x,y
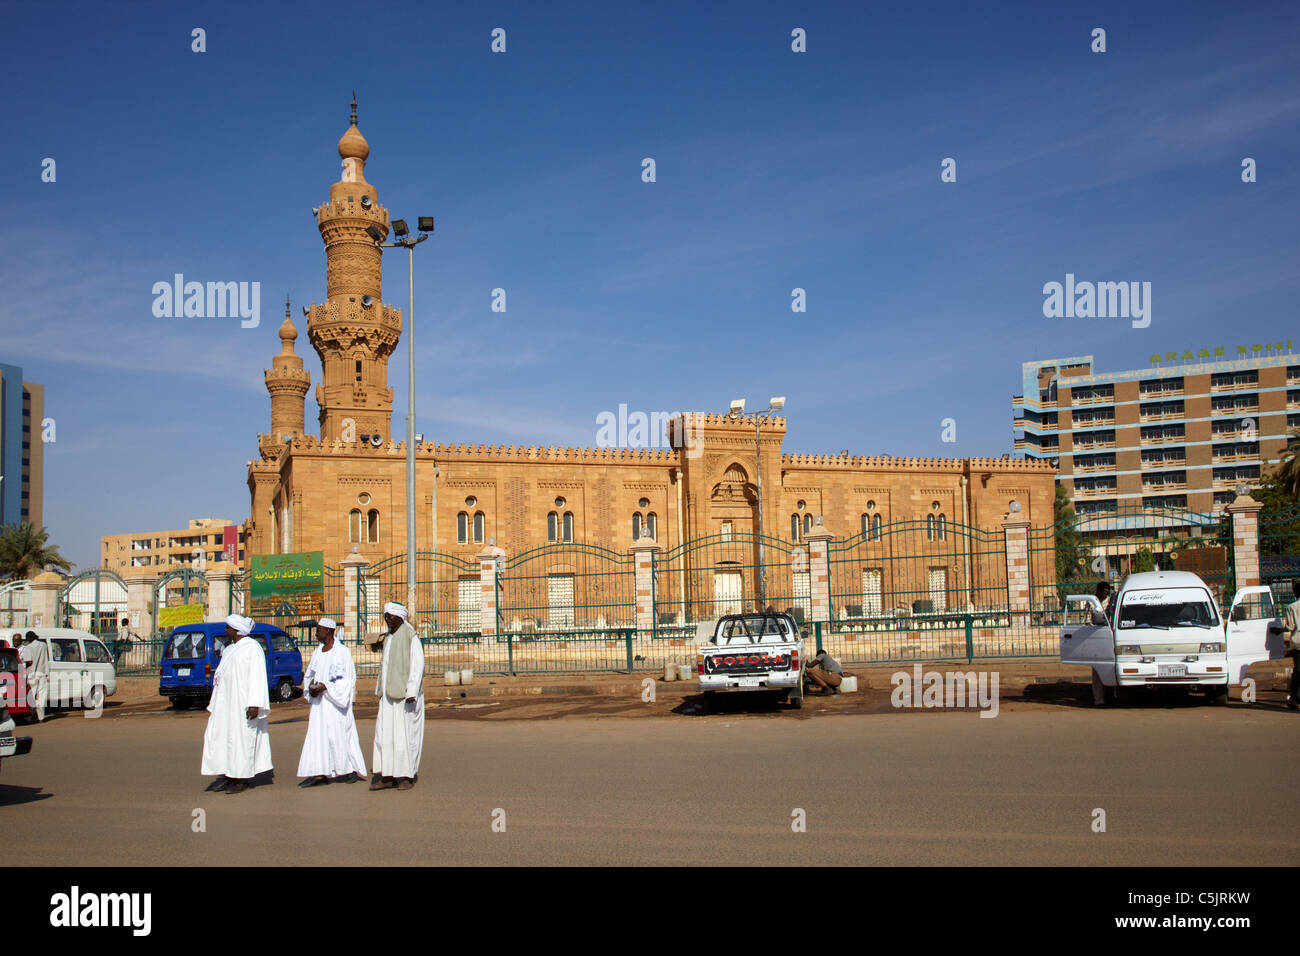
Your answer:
258,296 -> 312,459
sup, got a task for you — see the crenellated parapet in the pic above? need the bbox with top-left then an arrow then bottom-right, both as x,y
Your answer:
781,452 -> 1058,471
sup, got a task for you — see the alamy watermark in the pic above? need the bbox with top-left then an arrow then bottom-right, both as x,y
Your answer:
890,664 -> 1000,718
151,274 -> 260,328
595,405 -> 702,458
1042,274 -> 1150,329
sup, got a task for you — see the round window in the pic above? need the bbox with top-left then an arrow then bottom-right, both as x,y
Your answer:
465,496 -> 477,508
797,500 -> 806,510
357,493 -> 371,505
638,498 -> 649,509
554,497 -> 566,508
866,500 -> 875,510
931,501 -> 941,511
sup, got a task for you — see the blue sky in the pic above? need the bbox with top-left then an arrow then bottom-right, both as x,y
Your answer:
3,0 -> 1298,569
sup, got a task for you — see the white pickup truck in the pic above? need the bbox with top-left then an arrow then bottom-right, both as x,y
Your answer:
1060,570 -> 1285,705
696,612 -> 805,710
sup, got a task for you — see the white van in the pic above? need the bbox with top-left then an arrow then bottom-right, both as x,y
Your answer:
1060,571 -> 1284,705
28,628 -> 118,711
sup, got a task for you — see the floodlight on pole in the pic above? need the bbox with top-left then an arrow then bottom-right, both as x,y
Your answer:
392,219 -> 409,237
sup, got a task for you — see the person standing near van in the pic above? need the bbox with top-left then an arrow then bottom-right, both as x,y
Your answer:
19,632 -> 48,722
369,602 -> 423,791
201,615 -> 272,794
1282,579 -> 1300,710
297,618 -> 366,786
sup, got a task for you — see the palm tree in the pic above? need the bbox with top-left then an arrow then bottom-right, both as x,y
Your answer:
0,522 -> 73,579
1273,436 -> 1300,499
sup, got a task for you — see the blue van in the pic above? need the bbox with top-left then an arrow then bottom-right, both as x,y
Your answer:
159,622 -> 304,709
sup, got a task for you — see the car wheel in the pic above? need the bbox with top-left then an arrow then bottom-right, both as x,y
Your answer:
1208,684 -> 1229,706
699,691 -> 714,714
275,678 -> 294,703
1114,686 -> 1132,707
83,685 -> 104,711
171,697 -> 190,711
788,687 -> 804,710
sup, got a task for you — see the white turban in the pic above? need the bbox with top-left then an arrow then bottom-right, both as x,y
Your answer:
382,602 -> 408,620
318,618 -> 337,630
225,614 -> 254,636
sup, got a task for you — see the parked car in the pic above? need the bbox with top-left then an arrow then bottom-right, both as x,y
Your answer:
23,628 -> 118,712
159,622 -> 303,709
1060,571 -> 1284,705
0,643 -> 30,723
697,612 -> 806,710
0,704 -> 33,771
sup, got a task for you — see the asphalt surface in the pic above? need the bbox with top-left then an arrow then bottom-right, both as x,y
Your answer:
5,687 -> 1298,866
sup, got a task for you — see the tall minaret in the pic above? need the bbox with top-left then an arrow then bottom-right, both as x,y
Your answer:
307,93 -> 401,443
259,296 -> 312,459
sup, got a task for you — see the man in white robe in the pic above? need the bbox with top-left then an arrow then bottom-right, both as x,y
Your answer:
297,618 -> 366,786
19,632 -> 48,722
201,615 -> 272,794
369,602 -> 424,791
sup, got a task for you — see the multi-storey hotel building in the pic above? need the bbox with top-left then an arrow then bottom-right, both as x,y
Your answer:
1014,351 -> 1298,518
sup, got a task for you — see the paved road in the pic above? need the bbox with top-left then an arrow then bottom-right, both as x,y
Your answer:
5,695 -> 1298,866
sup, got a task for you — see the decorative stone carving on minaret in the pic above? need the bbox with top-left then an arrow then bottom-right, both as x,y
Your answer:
259,296 -> 313,460
307,93 -> 401,444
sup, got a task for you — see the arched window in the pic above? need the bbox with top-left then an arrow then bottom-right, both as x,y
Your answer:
793,514 -> 801,542
562,512 -> 574,542
936,514 -> 946,542
457,511 -> 468,544
632,513 -> 642,541
860,514 -> 868,537
926,514 -> 935,541
349,509 -> 362,542
645,513 -> 656,540
871,514 -> 882,540
473,511 -> 485,544
547,512 -> 558,543
803,514 -> 812,536
367,509 -> 379,543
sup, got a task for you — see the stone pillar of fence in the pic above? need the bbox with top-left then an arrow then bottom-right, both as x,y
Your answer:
29,571 -> 63,628
204,561 -> 236,623
340,550 -> 370,643
803,525 -> 834,624
477,544 -> 507,637
122,569 -> 155,635
1002,510 -> 1032,620
1227,493 -> 1263,589
631,536 -> 662,635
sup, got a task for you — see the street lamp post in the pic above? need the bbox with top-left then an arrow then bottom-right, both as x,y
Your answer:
368,216 -> 434,617
727,396 -> 786,610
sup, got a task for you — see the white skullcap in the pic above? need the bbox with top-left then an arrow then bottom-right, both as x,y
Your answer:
225,614 -> 254,636
318,618 -> 337,630
382,602 -> 408,620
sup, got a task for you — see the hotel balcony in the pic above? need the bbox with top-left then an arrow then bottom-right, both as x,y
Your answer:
1288,398 -> 1300,410
1139,411 -> 1183,422
1073,439 -> 1117,450
1210,380 -> 1259,392
1139,434 -> 1184,445
1139,386 -> 1185,398
1143,482 -> 1188,492
1072,462 -> 1117,474
1211,403 -> 1259,415
1075,486 -> 1119,497
1213,477 -> 1258,490
1212,451 -> 1260,464
1072,416 -> 1114,427
1070,394 -> 1115,406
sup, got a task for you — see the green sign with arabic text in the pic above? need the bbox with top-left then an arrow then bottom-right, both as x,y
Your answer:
249,551 -> 324,617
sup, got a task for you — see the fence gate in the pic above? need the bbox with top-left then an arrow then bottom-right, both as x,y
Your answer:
1027,504 -> 1233,618
56,569 -> 127,637
360,552 -> 483,642
1258,504 -> 1300,604
0,580 -> 30,631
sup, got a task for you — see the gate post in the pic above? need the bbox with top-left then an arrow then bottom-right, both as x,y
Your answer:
1002,509 -> 1032,622
1227,492 -> 1263,589
123,570 -> 155,636
30,571 -> 63,628
205,562 -> 236,623
477,543 -> 507,638
803,523 -> 834,624
631,536 -> 662,637
340,550 -> 370,643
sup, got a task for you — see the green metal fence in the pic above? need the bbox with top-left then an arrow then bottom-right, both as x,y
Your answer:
1259,504 -> 1300,606
359,551 -> 483,643
653,533 -> 811,634
821,518 -> 1031,663
1026,504 -> 1233,622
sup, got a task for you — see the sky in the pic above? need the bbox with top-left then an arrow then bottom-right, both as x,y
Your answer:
2,0 -> 1298,569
